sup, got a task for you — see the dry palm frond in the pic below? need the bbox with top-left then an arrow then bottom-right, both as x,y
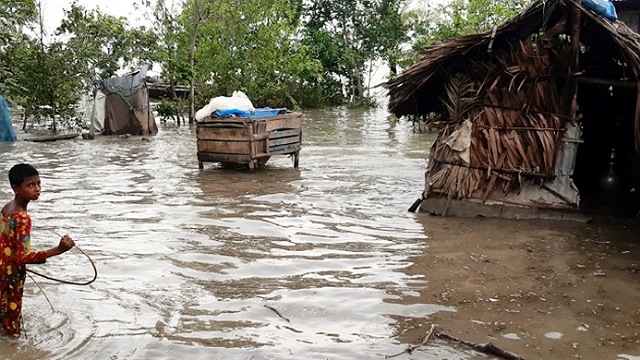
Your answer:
443,74 -> 477,123
426,38 -> 569,200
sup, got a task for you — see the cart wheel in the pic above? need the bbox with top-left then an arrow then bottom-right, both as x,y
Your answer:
293,152 -> 299,168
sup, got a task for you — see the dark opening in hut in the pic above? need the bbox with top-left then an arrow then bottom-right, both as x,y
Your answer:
386,0 -> 640,220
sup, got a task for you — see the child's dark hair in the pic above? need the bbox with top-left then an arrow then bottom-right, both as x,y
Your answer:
9,164 -> 39,187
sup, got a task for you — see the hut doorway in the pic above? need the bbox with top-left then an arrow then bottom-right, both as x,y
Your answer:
573,82 -> 640,216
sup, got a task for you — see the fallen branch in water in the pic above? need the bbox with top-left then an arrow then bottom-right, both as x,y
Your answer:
434,330 -> 527,360
384,324 -> 436,359
384,324 -> 526,360
264,304 -> 290,323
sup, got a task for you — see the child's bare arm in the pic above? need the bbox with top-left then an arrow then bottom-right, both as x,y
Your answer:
45,235 -> 75,258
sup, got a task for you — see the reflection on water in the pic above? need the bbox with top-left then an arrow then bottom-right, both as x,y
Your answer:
0,106 -> 477,359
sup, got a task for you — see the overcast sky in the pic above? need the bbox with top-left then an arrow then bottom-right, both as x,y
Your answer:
41,0 -> 445,34
41,0 -> 147,35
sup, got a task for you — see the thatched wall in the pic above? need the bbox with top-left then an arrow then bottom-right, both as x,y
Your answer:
427,40 -> 570,203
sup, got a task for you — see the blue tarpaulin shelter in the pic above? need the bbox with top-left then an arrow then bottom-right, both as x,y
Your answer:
0,95 -> 16,142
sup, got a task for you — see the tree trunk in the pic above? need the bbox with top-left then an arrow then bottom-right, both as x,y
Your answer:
188,0 -> 202,125
188,34 -> 197,124
168,82 -> 182,125
22,106 -> 29,131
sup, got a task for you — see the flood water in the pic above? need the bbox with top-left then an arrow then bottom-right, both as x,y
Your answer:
0,106 -> 478,359
3,106 -> 635,360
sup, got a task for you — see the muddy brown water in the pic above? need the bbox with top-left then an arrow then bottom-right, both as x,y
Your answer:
0,107 -> 637,359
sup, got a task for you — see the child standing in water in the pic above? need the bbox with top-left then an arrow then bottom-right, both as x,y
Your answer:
0,163 -> 75,337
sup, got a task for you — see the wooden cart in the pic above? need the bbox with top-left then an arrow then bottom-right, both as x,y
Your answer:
196,112 -> 302,170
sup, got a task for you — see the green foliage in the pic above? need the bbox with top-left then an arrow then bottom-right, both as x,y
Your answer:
0,0 -> 538,131
363,0 -> 409,77
56,4 -> 155,87
302,0 -> 408,104
407,0 -> 530,62
5,38 -> 84,132
303,0 -> 370,102
0,0 -> 36,45
348,96 -> 378,109
1,2 -> 157,133
147,0 -> 190,86
0,0 -> 37,95
185,0 -> 324,109
156,99 -> 176,117
0,0 -> 85,132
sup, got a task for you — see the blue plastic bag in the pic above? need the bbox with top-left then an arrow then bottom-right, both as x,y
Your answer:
0,95 -> 16,142
582,0 -> 618,21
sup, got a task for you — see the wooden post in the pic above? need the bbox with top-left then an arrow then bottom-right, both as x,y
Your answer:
635,82 -> 640,152
569,0 -> 581,120
540,0 -> 583,210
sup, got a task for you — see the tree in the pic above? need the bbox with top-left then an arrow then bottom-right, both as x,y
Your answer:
184,0 -> 322,110
2,2 -> 157,133
361,0 -> 409,78
142,0 -> 190,124
0,0 -> 37,95
56,4 -> 155,89
182,0 -> 207,124
0,0 -> 36,46
408,0 -> 530,61
302,0 -> 408,104
3,1 -> 84,132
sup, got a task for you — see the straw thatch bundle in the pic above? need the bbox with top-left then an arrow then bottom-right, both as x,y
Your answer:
386,0 -> 640,119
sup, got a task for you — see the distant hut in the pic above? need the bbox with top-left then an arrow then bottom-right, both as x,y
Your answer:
90,65 -> 158,136
386,0 -> 640,219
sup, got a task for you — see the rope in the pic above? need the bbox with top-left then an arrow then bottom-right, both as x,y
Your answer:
26,245 -> 97,285
26,232 -> 98,286
27,272 -> 54,311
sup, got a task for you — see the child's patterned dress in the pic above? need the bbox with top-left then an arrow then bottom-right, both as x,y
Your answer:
0,211 -> 46,336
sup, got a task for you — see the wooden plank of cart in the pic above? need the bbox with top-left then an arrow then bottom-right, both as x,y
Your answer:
196,111 -> 302,170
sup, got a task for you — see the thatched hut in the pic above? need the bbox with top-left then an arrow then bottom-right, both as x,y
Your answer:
386,0 -> 640,219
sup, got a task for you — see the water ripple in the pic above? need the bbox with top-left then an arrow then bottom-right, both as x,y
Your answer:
0,108 -> 459,359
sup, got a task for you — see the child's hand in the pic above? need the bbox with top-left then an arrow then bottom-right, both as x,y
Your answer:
57,235 -> 75,253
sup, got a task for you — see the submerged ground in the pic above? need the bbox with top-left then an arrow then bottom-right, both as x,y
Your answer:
400,216 -> 640,359
0,106 -> 638,359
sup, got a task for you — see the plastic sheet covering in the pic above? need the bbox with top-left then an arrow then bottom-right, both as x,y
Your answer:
583,0 -> 617,21
100,64 -> 149,99
214,107 -> 288,118
0,95 -> 16,142
92,65 -> 158,136
195,91 -> 255,121
444,119 -> 472,165
90,90 -> 106,134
